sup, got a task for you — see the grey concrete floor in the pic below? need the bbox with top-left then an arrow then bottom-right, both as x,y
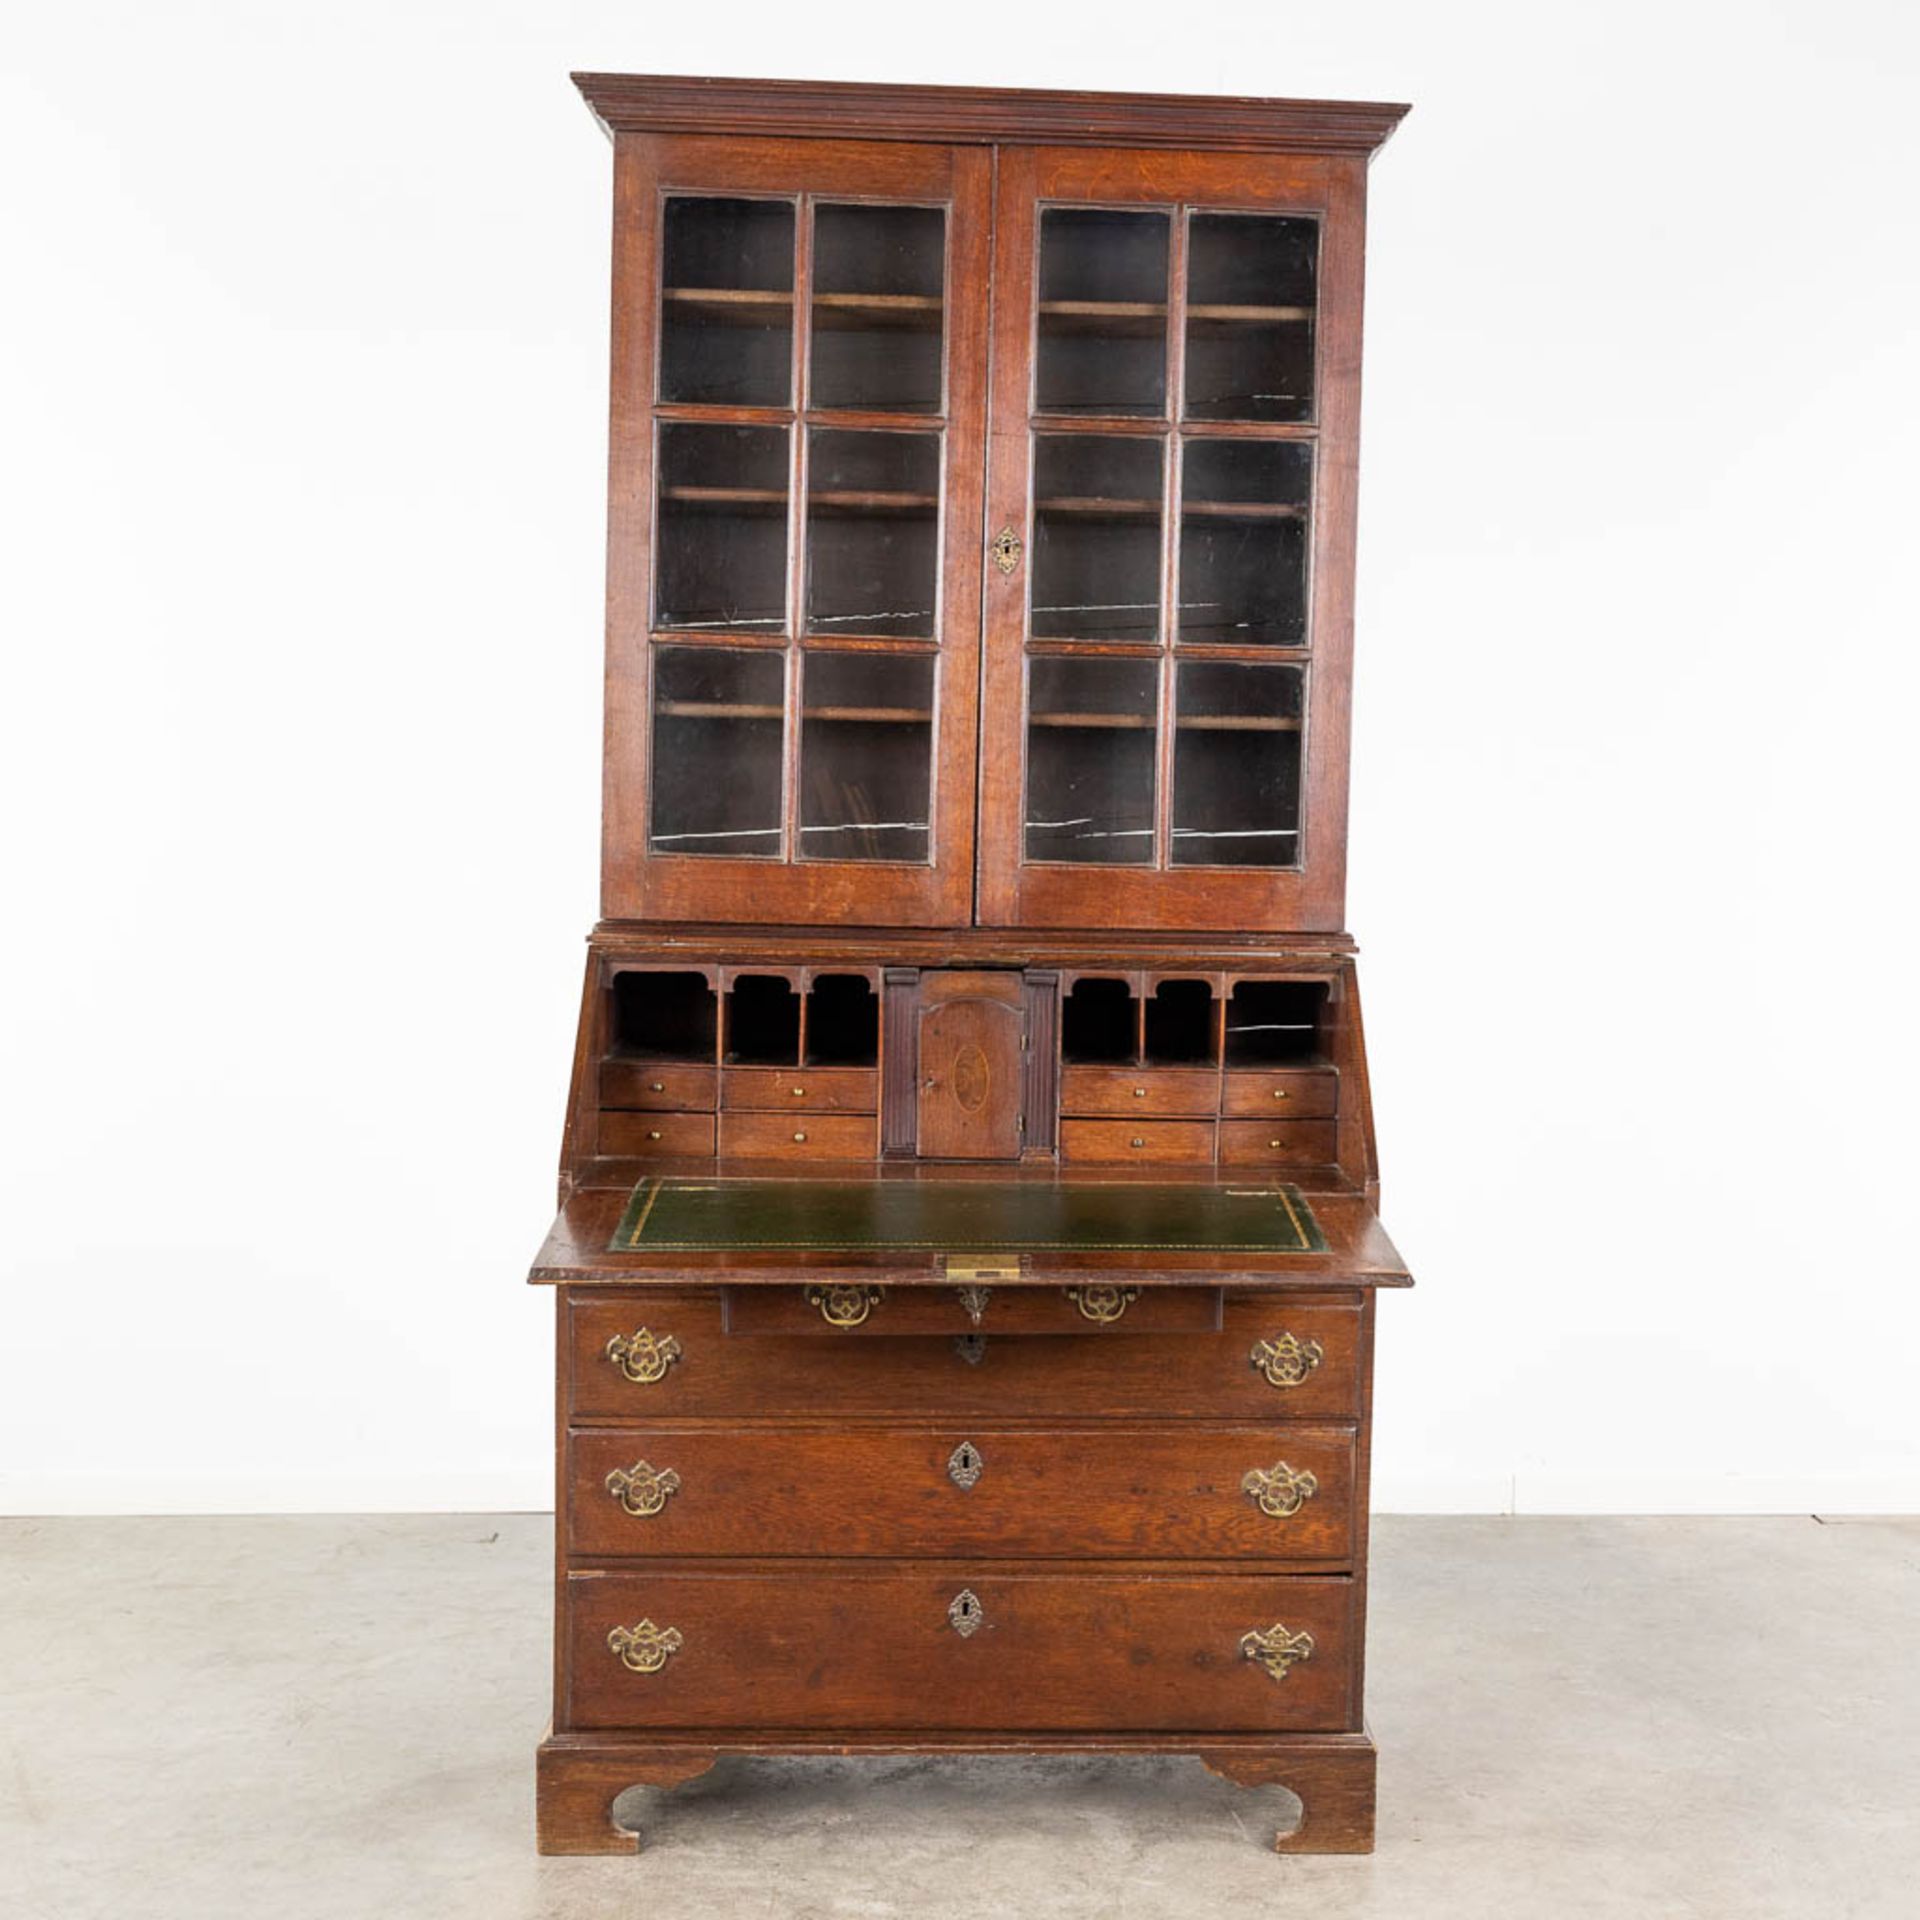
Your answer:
2,1516 -> 1915,1919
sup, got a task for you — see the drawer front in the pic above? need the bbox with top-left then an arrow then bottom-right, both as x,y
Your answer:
597,1111 -> 718,1158
1059,1119 -> 1216,1164
569,1294 -> 1364,1421
718,1112 -> 880,1159
1221,1071 -> 1338,1120
599,1062 -> 718,1112
1218,1120 -> 1339,1167
567,1423 -> 1356,1561
1060,1067 -> 1219,1118
722,1066 -> 878,1114
722,1284 -> 1223,1338
565,1567 -> 1355,1731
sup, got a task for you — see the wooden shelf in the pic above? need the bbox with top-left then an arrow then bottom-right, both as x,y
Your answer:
1036,299 -> 1311,339
661,485 -> 787,511
663,288 -> 944,332
809,489 -> 938,515
1183,499 -> 1306,522
1035,496 -> 1305,522
1029,712 -> 1301,732
802,706 -> 934,724
656,700 -> 784,721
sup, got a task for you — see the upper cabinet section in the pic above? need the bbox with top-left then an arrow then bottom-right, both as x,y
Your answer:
577,78 -> 1406,931
976,146 -> 1368,932
598,133 -> 992,926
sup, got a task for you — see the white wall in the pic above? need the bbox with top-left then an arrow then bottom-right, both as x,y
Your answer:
3,1 -> 1915,1515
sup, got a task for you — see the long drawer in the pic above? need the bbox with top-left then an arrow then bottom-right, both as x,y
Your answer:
569,1292 -> 1365,1421
564,1566 -> 1356,1732
567,1423 -> 1356,1561
722,1284 -> 1222,1337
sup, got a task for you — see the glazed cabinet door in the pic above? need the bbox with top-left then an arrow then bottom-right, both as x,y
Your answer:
602,135 -> 991,925
977,146 -> 1368,931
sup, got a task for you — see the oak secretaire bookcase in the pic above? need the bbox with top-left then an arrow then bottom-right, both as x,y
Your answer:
532,73 -> 1411,1856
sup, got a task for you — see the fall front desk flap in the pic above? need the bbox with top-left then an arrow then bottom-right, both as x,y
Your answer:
610,1176 -> 1328,1255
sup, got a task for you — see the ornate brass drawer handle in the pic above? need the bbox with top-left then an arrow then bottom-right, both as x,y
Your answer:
947,1440 -> 984,1489
607,1618 -> 684,1674
603,1326 -> 682,1385
948,1588 -> 986,1637
1065,1284 -> 1139,1324
604,1458 -> 682,1518
1239,1622 -> 1315,1684
1249,1331 -> 1324,1389
805,1284 -> 884,1328
1240,1460 -> 1319,1518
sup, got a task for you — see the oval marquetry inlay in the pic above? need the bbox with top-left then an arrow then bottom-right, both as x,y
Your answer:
952,1043 -> 991,1114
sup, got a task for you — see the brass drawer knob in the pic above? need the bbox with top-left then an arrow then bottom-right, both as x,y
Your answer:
1239,1622 -> 1315,1684
947,1440 -> 984,1489
1249,1331 -> 1324,1390
1272,1088 -> 1290,1100
603,1327 -> 682,1385
948,1587 -> 986,1637
792,1129 -> 807,1143
648,1128 -> 663,1141
607,1618 -> 683,1674
1241,1460 -> 1319,1519
649,1080 -> 666,1093
790,1085 -> 807,1097
1064,1284 -> 1139,1324
1133,1086 -> 1148,1097
605,1457 -> 681,1518
806,1284 -> 884,1327
1129,1136 -> 1146,1148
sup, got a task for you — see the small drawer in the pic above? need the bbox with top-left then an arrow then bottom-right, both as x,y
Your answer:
598,1111 -> 717,1158
598,1061 -> 718,1112
718,1112 -> 880,1159
567,1292 -> 1364,1421
1059,1119 -> 1215,1164
1221,1071 -> 1338,1120
565,1566 -> 1356,1732
721,1066 -> 878,1114
722,1284 -> 1223,1337
1218,1120 -> 1339,1167
1060,1066 -> 1219,1118
566,1422 -> 1355,1561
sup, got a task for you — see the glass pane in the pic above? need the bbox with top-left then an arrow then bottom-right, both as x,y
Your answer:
659,196 -> 795,407
805,430 -> 940,640
1025,655 -> 1157,865
1171,660 -> 1303,868
1183,213 -> 1317,423
1036,208 -> 1170,417
800,651 -> 934,864
1031,435 -> 1163,643
810,203 -> 945,414
650,646 -> 785,858
654,424 -> 789,635
1178,440 -> 1312,646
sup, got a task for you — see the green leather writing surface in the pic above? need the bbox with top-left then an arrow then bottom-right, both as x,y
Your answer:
610,1177 -> 1326,1254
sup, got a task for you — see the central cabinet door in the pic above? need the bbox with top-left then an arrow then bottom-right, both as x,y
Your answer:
603,134 -> 991,925
916,970 -> 1025,1158
976,145 -> 1366,931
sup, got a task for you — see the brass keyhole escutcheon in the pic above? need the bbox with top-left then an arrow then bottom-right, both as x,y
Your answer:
991,526 -> 1023,576
948,1441 -> 984,1489
948,1588 -> 985,1637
